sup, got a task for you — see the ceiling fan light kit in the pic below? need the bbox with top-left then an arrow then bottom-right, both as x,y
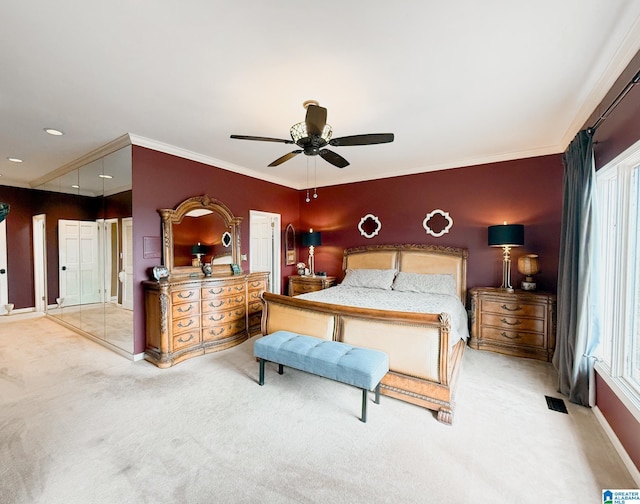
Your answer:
230,101 -> 394,169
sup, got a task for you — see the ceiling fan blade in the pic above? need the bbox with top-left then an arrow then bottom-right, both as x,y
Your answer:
319,149 -> 349,168
305,105 -> 327,136
268,150 -> 303,167
329,133 -> 394,147
230,134 -> 294,144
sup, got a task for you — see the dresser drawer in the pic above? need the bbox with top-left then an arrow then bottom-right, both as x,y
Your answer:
172,301 -> 200,319
292,283 -> 321,295
202,295 -> 246,313
172,315 -> 200,334
480,327 -> 544,348
202,307 -> 246,327
202,320 -> 246,341
202,282 -> 245,299
480,299 -> 545,318
248,299 -> 262,315
481,314 -> 544,333
248,279 -> 267,292
171,288 -> 199,304
173,330 -> 200,351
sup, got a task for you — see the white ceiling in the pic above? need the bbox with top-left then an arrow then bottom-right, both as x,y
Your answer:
2,0 -> 640,191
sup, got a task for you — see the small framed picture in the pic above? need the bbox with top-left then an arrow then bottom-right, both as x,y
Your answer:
231,263 -> 241,275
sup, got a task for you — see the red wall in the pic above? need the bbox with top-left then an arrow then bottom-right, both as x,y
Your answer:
299,155 -> 563,294
131,146 -> 300,353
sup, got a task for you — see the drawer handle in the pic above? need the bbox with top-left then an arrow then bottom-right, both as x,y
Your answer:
208,328 -> 224,336
500,318 -> 521,326
177,334 -> 194,344
209,288 -> 223,295
177,319 -> 194,328
235,286 -> 244,291
209,314 -> 224,322
177,291 -> 194,299
501,304 -> 521,312
209,301 -> 224,308
501,332 -> 521,340
235,297 -> 244,303
177,305 -> 193,313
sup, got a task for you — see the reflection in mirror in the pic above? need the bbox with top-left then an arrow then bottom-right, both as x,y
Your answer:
37,145 -> 133,355
285,223 -> 296,265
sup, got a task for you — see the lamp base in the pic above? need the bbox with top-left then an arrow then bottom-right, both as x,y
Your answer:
521,281 -> 537,291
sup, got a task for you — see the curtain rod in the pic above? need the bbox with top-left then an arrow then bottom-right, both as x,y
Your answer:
587,68 -> 640,134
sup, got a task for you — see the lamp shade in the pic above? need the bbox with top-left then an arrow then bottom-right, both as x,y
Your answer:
191,243 -> 208,256
518,254 -> 540,276
302,231 -> 322,247
488,224 -> 524,247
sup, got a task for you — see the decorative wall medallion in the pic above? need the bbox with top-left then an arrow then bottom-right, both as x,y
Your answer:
221,231 -> 232,248
358,213 -> 382,239
423,209 -> 453,237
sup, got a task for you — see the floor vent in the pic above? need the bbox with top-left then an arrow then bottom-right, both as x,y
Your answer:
545,395 -> 568,414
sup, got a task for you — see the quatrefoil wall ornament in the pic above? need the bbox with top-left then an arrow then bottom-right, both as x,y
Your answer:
423,209 -> 454,238
358,213 -> 382,239
221,231 -> 232,247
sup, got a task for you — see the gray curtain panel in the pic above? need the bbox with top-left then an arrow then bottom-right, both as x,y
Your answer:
552,129 -> 600,406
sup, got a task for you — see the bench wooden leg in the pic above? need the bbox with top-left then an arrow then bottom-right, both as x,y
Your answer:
278,363 -> 284,375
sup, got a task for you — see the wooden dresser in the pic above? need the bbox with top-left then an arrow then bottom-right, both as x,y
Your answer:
144,271 -> 269,368
288,275 -> 336,296
469,287 -> 556,361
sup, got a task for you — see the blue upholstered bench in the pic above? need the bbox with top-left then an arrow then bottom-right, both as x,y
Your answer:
254,330 -> 389,422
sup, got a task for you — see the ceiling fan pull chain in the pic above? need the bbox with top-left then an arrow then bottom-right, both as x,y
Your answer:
306,157 -> 311,203
313,157 -> 318,199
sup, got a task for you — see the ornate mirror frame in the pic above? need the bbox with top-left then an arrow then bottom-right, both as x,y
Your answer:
159,194 -> 242,277
285,223 -> 296,265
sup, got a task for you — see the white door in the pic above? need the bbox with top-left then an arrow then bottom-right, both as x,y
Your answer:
0,219 -> 8,314
59,219 -> 100,306
121,217 -> 133,310
249,211 -> 280,294
33,214 -> 47,312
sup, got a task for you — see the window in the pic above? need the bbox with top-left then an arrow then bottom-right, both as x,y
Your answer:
595,139 -> 640,415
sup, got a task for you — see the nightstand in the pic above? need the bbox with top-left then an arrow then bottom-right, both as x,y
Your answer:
468,287 -> 556,361
288,275 -> 336,296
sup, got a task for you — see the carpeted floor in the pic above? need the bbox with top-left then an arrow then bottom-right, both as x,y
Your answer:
0,315 -> 635,503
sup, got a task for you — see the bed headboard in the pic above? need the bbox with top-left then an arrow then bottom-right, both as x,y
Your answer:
343,244 -> 468,301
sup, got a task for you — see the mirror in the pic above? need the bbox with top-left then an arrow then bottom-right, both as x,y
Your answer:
35,145 -> 133,355
285,223 -> 296,265
160,195 -> 242,277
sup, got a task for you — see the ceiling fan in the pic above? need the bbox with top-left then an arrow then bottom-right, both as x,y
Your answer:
230,100 -> 394,168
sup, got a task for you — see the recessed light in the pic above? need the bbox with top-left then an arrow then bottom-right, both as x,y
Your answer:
44,128 -> 64,136
7,157 -> 23,163
98,174 -> 113,179
71,184 -> 80,189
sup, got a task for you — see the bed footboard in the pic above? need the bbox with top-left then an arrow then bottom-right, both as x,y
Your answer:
260,292 -> 464,424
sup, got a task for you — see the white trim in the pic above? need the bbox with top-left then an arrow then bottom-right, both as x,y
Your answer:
595,361 -> 640,424
249,210 -> 281,295
32,214 -> 47,313
593,405 -> 640,487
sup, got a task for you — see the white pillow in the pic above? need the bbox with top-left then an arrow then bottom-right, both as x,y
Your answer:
392,272 -> 457,295
340,268 -> 397,290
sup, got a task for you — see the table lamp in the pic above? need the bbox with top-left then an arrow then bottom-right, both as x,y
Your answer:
302,229 -> 322,277
488,223 -> 524,292
517,254 -> 540,291
191,242 -> 208,267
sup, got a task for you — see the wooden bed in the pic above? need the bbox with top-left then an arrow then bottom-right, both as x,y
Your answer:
260,244 -> 468,424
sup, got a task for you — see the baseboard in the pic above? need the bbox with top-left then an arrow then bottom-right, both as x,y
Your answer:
593,406 -> 640,486
133,352 -> 145,362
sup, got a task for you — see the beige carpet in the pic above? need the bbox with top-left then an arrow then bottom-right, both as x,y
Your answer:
0,316 -> 634,503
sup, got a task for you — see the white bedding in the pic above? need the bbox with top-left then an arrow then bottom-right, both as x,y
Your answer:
296,285 -> 470,347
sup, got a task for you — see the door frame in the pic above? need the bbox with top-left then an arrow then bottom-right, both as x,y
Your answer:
249,210 -> 281,294
32,214 -> 47,312
0,219 -> 8,313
